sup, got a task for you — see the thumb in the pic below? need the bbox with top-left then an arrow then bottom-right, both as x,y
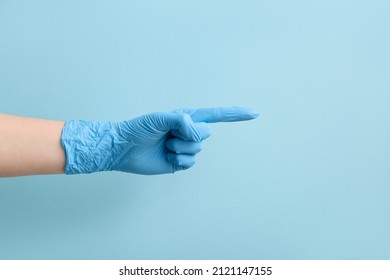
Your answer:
153,112 -> 202,142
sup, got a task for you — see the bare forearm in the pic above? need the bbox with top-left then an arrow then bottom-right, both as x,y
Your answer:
0,114 -> 66,177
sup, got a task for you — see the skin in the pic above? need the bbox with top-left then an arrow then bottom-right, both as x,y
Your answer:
0,114 -> 66,177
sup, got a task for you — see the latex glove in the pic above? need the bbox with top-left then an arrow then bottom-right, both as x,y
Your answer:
61,106 -> 259,175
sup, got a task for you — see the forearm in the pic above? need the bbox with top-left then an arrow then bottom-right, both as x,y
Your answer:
0,114 -> 66,177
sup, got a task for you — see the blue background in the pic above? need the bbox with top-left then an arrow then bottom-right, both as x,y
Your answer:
0,0 -> 389,259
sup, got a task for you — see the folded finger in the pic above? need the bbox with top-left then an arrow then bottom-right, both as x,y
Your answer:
166,138 -> 203,155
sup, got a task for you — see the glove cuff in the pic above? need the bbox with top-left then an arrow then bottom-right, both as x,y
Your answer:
61,120 -> 117,174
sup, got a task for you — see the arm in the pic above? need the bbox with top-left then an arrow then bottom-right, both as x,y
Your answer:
0,107 -> 259,178
0,114 -> 66,177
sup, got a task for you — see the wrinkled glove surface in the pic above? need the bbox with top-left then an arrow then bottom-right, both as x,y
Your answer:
61,107 -> 259,175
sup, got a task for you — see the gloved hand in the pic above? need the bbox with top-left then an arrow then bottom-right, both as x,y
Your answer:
61,106 -> 259,175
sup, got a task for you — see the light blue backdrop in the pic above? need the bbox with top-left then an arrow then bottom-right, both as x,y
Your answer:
0,0 -> 389,259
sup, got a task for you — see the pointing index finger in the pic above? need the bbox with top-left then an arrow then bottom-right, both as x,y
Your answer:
174,106 -> 260,123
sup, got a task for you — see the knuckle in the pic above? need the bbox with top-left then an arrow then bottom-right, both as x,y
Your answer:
195,143 -> 203,153
177,112 -> 190,124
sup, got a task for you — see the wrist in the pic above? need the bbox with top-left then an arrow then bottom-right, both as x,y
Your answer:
61,120 -> 119,174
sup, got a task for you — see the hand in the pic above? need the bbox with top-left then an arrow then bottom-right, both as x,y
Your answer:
61,106 -> 259,175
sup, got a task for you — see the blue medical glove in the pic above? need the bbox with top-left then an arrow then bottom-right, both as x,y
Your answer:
61,106 -> 259,175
